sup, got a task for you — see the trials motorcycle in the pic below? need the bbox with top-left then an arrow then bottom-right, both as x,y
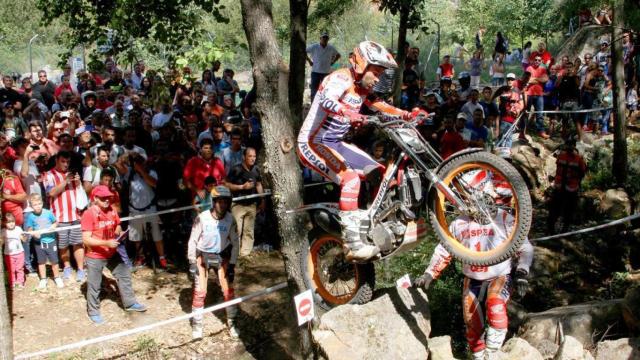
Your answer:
295,114 -> 532,310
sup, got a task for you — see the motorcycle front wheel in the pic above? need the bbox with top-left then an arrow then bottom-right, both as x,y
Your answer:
301,231 -> 375,311
429,151 -> 532,266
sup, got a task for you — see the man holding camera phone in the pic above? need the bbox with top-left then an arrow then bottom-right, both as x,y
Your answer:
27,121 -> 59,161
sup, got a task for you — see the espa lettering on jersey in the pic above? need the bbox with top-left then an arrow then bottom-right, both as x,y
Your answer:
460,228 -> 495,239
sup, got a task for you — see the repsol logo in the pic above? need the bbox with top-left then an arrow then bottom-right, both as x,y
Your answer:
321,99 -> 341,114
342,94 -> 362,107
460,228 -> 494,238
300,143 -> 329,174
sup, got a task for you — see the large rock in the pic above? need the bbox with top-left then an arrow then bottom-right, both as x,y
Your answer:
490,337 -> 544,360
428,336 -> 455,360
519,300 -> 624,348
313,286 -> 431,360
511,140 -> 553,200
623,286 -> 640,333
556,25 -> 612,64
554,335 -> 593,360
598,189 -> 631,219
595,338 -> 640,360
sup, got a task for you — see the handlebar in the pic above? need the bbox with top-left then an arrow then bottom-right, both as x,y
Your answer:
363,112 -> 434,127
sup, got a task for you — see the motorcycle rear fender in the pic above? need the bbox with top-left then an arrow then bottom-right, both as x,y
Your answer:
292,203 -> 342,236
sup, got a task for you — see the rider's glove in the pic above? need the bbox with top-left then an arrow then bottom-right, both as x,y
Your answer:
189,262 -> 199,281
413,272 -> 434,291
226,263 -> 236,283
514,269 -> 529,298
341,108 -> 367,126
403,107 -> 429,121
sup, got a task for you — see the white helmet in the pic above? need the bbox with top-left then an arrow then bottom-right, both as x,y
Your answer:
350,41 -> 398,75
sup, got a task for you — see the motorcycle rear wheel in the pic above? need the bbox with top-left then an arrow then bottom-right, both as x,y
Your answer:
429,151 -> 532,266
301,231 -> 375,311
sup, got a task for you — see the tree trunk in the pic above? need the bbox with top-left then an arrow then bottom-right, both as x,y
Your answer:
612,0 -> 628,185
239,0 -> 313,358
0,207 -> 12,360
392,4 -> 409,106
288,0 -> 309,130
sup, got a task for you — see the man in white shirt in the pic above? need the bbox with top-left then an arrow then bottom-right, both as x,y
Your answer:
306,32 -> 341,101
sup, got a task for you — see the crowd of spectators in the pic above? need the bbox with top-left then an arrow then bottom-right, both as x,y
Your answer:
0,58 -> 268,292
397,29 -> 638,147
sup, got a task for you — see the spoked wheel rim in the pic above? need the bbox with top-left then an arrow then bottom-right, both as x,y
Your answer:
434,162 -> 520,260
307,235 -> 360,305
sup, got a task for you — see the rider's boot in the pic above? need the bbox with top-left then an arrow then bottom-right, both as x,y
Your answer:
471,350 -> 486,360
485,327 -> 507,354
339,209 -> 379,261
191,308 -> 204,339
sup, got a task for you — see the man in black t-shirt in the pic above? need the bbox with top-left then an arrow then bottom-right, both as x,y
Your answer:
223,147 -> 264,257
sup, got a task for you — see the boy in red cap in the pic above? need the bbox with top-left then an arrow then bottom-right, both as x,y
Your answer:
81,185 -> 147,324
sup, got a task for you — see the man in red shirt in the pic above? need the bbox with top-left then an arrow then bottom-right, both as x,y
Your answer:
437,55 -> 455,81
183,138 -> 225,200
82,185 -> 147,324
525,56 -> 550,139
529,42 -> 552,68
440,113 -> 467,159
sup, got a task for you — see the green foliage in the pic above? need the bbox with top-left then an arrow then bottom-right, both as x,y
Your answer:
35,0 -> 228,65
458,0 -> 560,49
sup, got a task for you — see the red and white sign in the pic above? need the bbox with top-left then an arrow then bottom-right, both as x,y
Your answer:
294,289 -> 315,326
396,274 -> 411,289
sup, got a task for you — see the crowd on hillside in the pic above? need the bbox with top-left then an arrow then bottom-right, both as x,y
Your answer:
0,59 -> 271,294
399,30 -> 638,141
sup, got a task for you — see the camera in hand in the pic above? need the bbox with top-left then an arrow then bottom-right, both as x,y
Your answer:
30,145 -> 40,150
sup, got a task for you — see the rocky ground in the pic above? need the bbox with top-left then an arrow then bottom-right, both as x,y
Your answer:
9,251 -> 299,360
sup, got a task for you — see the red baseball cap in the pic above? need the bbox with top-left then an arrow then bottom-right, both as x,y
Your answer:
91,185 -> 114,200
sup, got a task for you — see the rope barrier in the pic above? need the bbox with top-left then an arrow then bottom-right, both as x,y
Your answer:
527,106 -> 612,115
26,190 -> 272,235
531,213 -> 640,242
14,282 -> 289,360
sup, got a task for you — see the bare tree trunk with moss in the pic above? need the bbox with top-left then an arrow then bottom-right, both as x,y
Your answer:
240,0 -> 314,357
392,4 -> 409,105
612,0 -> 628,185
288,0 -> 309,130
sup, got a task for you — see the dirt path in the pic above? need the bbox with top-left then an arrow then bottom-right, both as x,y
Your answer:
10,251 -> 299,359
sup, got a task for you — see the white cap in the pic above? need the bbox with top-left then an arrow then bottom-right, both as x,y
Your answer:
506,73 -> 517,79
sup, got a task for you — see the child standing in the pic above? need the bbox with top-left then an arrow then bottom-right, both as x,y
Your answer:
24,193 -> 62,290
2,213 -> 26,289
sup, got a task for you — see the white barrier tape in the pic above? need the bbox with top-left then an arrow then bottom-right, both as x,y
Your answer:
531,213 -> 640,242
26,190 -> 272,236
527,106 -> 612,115
14,281 -> 289,360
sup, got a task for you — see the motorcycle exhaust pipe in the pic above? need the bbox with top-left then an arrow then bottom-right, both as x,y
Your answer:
312,210 -> 342,236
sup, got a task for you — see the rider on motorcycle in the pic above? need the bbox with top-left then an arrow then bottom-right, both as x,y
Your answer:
187,185 -> 239,339
297,40 -> 427,261
414,171 -> 533,360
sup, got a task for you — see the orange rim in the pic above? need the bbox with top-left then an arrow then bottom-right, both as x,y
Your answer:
307,235 -> 360,305
434,162 -> 519,259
